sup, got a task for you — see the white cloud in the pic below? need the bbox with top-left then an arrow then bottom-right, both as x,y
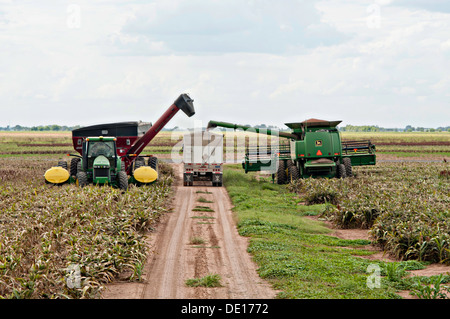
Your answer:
0,1 -> 448,129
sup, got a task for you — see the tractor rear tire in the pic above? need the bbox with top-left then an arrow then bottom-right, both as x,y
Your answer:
343,157 -> 352,177
288,164 -> 300,182
70,158 -> 80,177
337,164 -> 347,178
277,160 -> 287,185
118,171 -> 128,191
76,171 -> 88,187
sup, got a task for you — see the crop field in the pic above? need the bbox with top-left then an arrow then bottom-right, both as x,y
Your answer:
288,162 -> 450,263
0,130 -> 449,299
0,133 -> 175,298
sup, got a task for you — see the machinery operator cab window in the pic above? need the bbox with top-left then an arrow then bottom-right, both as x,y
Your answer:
88,141 -> 115,158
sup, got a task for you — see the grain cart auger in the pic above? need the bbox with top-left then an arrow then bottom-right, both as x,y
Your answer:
44,94 -> 195,189
206,119 -> 375,184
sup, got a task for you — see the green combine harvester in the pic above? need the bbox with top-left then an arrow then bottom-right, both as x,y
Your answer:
207,119 -> 376,184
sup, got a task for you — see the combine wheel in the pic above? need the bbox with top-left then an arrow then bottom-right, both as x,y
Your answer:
277,160 -> 287,185
343,157 -> 352,177
148,157 -> 158,170
337,164 -> 347,179
117,171 -> 128,190
76,171 -> 88,187
288,164 -> 300,182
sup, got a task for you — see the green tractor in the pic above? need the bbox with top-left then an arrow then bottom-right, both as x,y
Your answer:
207,118 -> 376,184
72,136 -> 129,190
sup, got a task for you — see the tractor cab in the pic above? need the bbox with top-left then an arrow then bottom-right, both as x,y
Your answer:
81,136 -> 122,185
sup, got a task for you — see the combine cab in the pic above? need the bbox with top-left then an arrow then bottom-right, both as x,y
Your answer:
207,118 -> 376,184
44,94 -> 195,189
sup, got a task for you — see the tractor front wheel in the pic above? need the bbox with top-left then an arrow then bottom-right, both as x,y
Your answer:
76,171 -> 88,187
118,171 -> 128,191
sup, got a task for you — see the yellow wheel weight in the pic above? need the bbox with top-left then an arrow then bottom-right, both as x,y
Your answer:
44,167 -> 70,184
133,166 -> 158,184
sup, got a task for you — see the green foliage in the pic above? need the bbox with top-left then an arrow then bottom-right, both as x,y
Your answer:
224,166 -> 400,299
410,274 -> 450,299
185,274 -> 222,288
288,162 -> 450,264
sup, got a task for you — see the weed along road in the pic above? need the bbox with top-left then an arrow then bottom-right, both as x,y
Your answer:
103,164 -> 276,299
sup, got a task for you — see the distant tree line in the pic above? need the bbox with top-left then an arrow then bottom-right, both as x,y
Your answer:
340,124 -> 450,132
1,123 -> 449,133
0,125 -> 81,131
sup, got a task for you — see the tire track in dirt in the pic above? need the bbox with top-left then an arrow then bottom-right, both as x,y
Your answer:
103,163 -> 276,299
145,164 -> 275,299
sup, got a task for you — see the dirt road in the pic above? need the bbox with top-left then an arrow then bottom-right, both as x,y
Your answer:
103,164 -> 276,299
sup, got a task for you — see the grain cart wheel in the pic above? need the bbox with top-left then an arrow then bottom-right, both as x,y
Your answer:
148,157 -> 158,170
277,160 -> 287,185
337,163 -> 347,179
343,157 -> 352,177
286,160 -> 294,168
76,171 -> 88,187
70,157 -> 80,177
134,158 -> 145,170
57,161 -> 68,170
117,171 -> 128,191
288,164 -> 300,182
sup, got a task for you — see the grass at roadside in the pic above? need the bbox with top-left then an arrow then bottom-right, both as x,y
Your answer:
223,165 -> 401,299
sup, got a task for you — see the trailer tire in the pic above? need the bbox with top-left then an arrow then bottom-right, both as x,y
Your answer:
337,164 -> 347,179
148,157 -> 158,170
58,160 -> 68,170
343,157 -> 352,177
76,171 -> 88,187
118,171 -> 128,191
134,158 -> 144,170
288,164 -> 300,182
277,160 -> 287,185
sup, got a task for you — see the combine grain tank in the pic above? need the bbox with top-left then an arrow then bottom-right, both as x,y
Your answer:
183,130 -> 223,186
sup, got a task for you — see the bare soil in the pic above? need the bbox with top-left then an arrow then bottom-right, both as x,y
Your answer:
103,164 -> 276,299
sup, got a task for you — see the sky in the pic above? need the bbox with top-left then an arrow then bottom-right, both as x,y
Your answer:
0,0 -> 449,130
